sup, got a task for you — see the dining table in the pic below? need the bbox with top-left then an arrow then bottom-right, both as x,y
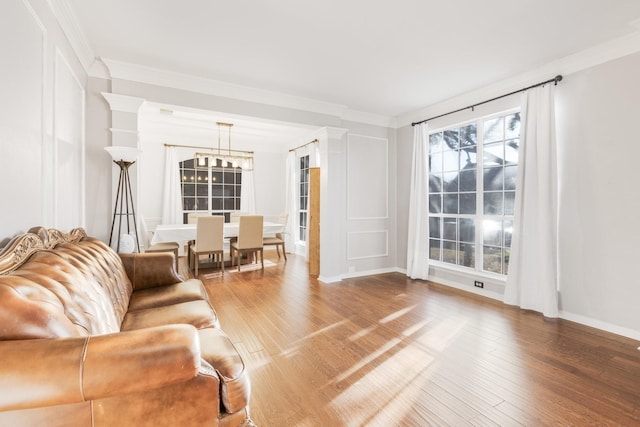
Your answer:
150,222 -> 284,254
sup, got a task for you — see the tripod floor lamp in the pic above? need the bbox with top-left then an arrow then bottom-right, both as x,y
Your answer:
105,146 -> 141,253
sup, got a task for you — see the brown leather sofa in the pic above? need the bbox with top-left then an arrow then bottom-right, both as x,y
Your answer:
0,227 -> 254,427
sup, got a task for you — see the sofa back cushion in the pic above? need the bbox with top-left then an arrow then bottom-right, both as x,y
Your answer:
0,238 -> 133,339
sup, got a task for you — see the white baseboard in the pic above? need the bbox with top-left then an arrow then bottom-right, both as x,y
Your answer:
340,267 -> 402,280
317,274 -> 343,284
559,310 -> 640,342
340,265 -> 640,342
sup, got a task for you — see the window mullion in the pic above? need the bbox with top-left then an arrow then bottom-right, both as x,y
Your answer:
476,119 -> 484,274
207,168 -> 212,214
427,108 -> 520,276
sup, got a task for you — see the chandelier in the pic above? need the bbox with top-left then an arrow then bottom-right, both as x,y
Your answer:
194,122 -> 254,170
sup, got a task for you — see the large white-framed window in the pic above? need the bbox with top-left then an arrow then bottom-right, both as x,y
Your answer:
298,154 -> 310,242
428,109 -> 520,276
179,158 -> 242,223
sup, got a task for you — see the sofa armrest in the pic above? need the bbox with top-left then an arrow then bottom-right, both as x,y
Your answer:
119,252 -> 183,290
0,324 -> 201,411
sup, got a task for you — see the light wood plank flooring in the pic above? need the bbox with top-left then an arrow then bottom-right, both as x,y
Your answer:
181,253 -> 640,426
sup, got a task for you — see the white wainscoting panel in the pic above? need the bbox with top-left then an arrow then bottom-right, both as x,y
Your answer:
54,48 -> 85,230
347,134 -> 388,220
0,0 -> 46,233
347,230 -> 388,260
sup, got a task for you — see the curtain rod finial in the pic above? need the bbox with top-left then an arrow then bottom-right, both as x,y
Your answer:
554,75 -> 563,85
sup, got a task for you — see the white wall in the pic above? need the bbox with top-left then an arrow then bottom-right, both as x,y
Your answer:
395,50 -> 640,339
0,0 -> 86,241
554,52 -> 640,336
84,77 -> 112,241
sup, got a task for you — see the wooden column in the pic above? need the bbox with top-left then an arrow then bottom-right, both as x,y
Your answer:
308,167 -> 320,276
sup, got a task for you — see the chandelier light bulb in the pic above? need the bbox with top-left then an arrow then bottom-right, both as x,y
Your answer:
192,121 -> 253,171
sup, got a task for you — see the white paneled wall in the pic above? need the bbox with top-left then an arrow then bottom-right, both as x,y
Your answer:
0,0 -> 86,239
54,49 -> 85,231
0,0 -> 46,235
347,230 -> 388,260
345,134 -> 392,274
347,134 -> 388,220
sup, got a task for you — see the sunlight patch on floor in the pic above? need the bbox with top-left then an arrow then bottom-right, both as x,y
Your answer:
402,319 -> 431,337
246,351 -> 272,370
328,342 -> 437,425
348,325 -> 376,341
364,376 -> 435,426
293,319 -> 349,345
414,317 -> 468,352
379,305 -> 416,324
326,315 -> 469,424
278,319 -> 350,358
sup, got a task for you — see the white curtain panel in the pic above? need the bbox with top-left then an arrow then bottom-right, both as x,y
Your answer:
240,169 -> 256,214
504,84 -> 559,318
312,141 -> 321,168
284,151 -> 298,256
161,146 -> 183,224
406,122 -> 431,280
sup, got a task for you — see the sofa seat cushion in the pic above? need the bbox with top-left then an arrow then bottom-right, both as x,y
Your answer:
127,279 -> 209,311
121,300 -> 220,331
198,328 -> 250,414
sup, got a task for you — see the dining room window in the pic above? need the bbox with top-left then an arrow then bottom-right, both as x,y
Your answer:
299,154 -> 310,242
180,158 -> 242,223
428,110 -> 520,275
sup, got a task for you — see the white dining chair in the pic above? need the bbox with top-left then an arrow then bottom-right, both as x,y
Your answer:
190,216 -> 225,276
230,215 -> 263,271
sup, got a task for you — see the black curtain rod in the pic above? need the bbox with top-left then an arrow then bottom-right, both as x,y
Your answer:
411,74 -> 563,127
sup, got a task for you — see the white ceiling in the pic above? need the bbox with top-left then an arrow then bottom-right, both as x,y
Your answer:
69,0 -> 640,119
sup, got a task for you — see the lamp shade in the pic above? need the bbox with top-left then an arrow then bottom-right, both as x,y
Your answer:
105,146 -> 140,162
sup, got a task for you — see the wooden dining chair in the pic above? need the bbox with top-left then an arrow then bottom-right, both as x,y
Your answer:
263,213 -> 288,260
230,215 -> 264,271
189,216 -> 225,276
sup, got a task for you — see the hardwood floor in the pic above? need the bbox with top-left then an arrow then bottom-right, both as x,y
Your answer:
181,253 -> 640,426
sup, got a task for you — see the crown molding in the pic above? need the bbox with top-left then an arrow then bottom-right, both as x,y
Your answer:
100,58 -> 349,117
323,126 -> 349,140
96,58 -> 396,128
101,92 -> 145,113
46,0 -> 94,71
109,128 -> 139,135
342,109 -> 397,128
